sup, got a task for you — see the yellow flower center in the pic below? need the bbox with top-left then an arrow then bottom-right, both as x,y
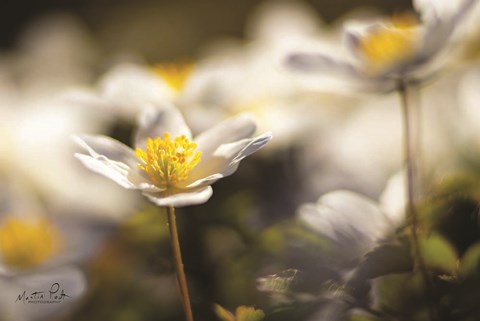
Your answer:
135,133 -> 201,189
0,216 -> 61,269
358,14 -> 420,73
153,62 -> 194,93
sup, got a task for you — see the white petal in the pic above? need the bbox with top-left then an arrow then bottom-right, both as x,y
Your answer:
0,266 -> 86,321
182,132 -> 272,188
286,52 -> 393,91
415,0 -> 477,63
134,104 -> 192,150
99,63 -> 170,107
185,173 -> 224,189
416,22 -> 453,63
298,190 -> 391,252
143,186 -> 213,207
74,154 -> 137,190
193,113 -> 257,159
73,134 -> 137,167
287,52 -> 362,78
297,203 -> 336,239
414,0 -> 476,23
73,135 -> 161,192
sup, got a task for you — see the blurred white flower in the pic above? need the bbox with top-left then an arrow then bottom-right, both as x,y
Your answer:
297,178 -> 406,259
0,16 -> 138,221
74,104 -> 272,207
287,0 -> 478,91
0,182 -> 113,276
0,96 -> 138,220
0,183 -> 112,321
66,62 -> 177,120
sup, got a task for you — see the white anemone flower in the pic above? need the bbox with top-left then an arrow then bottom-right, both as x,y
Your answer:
287,0 -> 478,91
0,182 -> 112,277
73,104 -> 272,207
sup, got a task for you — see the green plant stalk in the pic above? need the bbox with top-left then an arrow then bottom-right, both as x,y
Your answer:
167,206 -> 194,321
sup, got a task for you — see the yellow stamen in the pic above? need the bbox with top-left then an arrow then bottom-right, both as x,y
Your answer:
153,62 -> 194,93
135,133 -> 201,189
0,216 -> 61,269
358,14 -> 420,73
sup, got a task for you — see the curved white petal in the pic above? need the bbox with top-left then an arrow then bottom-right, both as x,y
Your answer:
73,135 -> 160,192
416,21 -> 453,63
184,173 -> 224,189
415,0 -> 478,65
134,104 -> 192,150
414,0 -> 477,23
0,266 -> 86,321
143,186 -> 213,207
74,154 -> 138,190
194,113 -> 257,159
298,190 -> 391,252
286,52 -> 393,91
182,132 -> 272,188
73,134 -> 137,167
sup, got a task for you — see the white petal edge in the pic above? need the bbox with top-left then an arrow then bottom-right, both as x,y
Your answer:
134,104 -> 192,150
193,113 -> 257,160
183,132 -> 272,188
73,135 -> 162,192
143,186 -> 213,207
73,134 -> 138,168
286,52 -> 393,91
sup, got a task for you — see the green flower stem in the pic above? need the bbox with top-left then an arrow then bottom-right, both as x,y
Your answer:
167,206 -> 194,321
398,79 -> 436,321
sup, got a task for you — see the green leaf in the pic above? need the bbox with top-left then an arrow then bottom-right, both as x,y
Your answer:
236,306 -> 265,321
374,272 -> 427,317
418,233 -> 458,274
349,238 -> 412,283
460,241 -> 480,278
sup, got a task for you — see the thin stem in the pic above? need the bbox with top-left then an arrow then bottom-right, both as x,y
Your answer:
397,79 -> 436,321
167,206 -> 194,321
398,80 -> 420,249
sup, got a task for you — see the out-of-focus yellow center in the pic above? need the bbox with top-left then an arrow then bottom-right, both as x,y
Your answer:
153,63 -> 194,93
0,216 -> 61,269
358,14 -> 419,73
135,133 -> 201,189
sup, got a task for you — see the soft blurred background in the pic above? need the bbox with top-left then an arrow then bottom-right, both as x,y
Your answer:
3,0 -> 480,321
0,0 -> 410,59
